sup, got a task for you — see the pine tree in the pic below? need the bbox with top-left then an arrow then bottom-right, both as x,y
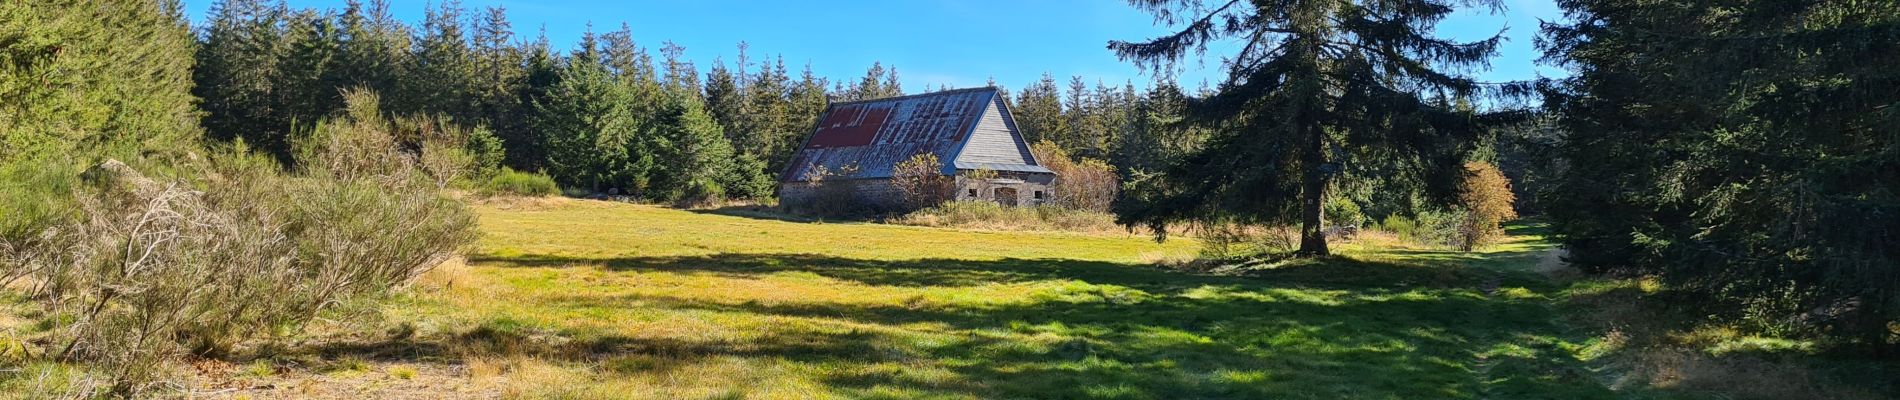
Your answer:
743,56 -> 794,163
1542,0 -> 1900,353
782,62 -> 831,170
1063,75 -> 1106,157
195,0 -> 291,156
331,0 -> 410,103
882,65 -> 904,97
651,94 -> 740,201
1013,73 -> 1067,145
658,41 -> 701,101
276,9 -> 340,137
703,56 -> 747,142
1111,0 -> 1511,256
0,0 -> 201,163
406,1 -> 478,119
533,50 -> 642,193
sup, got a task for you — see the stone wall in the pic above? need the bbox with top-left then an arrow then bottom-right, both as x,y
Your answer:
954,171 -> 1056,207
778,178 -> 907,213
778,171 -> 1058,213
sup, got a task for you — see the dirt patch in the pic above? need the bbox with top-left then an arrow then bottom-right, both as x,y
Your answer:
189,359 -> 500,400
469,196 -> 576,211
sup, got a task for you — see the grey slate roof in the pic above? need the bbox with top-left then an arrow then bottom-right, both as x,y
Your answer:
780,87 -> 1052,182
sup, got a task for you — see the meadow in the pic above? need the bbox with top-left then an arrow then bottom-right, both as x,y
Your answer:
135,197 -> 1730,399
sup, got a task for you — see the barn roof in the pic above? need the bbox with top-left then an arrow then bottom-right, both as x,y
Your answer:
780,87 -> 1051,182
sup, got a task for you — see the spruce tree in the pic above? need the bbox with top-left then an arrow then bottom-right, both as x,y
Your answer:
533,50 -> 642,193
406,1 -> 478,119
651,94 -> 741,200
1063,75 -> 1106,157
1111,0 -> 1511,256
331,0 -> 410,104
658,41 -> 701,101
783,62 -> 831,168
195,0 -> 291,156
744,56 -> 794,167
1542,0 -> 1900,353
703,57 -> 747,142
0,0 -> 201,162
1013,73 -> 1068,145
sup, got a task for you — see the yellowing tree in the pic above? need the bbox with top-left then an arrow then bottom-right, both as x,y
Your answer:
1457,161 -> 1517,251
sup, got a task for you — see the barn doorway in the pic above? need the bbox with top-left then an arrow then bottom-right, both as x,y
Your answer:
993,187 -> 1019,207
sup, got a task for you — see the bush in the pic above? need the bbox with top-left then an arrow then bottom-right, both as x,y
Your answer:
891,153 -> 953,210
0,94 -> 479,394
480,168 -> 561,197
675,178 -> 727,207
1455,161 -> 1518,251
1029,141 -> 1119,211
1324,194 -> 1366,227
1373,210 -> 1465,248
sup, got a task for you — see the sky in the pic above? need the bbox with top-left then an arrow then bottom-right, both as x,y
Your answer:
180,0 -> 1568,94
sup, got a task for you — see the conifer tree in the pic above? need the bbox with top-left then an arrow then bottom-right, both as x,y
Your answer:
502,30 -> 559,171
703,57 -> 747,142
0,0 -> 201,162
601,23 -> 660,112
1063,75 -> 1107,157
743,56 -> 795,165
1111,0 -> 1511,256
1013,73 -> 1068,145
1542,0 -> 1900,352
658,41 -> 701,101
651,94 -> 743,200
406,1 -> 478,119
783,62 -> 831,168
195,0 -> 292,156
533,50 -> 642,193
331,0 -> 410,103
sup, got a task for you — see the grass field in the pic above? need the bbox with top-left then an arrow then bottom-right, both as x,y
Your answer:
149,198 -> 1758,399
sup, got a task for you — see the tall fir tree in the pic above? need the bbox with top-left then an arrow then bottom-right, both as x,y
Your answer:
782,62 -> 831,170
0,0 -> 202,163
742,56 -> 794,163
658,41 -> 701,101
1110,0 -> 1511,256
1013,72 -> 1068,145
1063,75 -> 1107,157
331,0 -> 410,104
406,0 -> 478,119
532,48 -> 643,192
194,0 -> 291,157
1541,0 -> 1900,352
702,56 -> 747,143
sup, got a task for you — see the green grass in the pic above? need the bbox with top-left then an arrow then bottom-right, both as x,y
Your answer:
370,199 -> 1686,399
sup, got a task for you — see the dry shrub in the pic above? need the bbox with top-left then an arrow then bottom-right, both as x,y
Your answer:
0,92 -> 478,395
1614,349 -> 1883,400
893,201 -> 1119,233
890,153 -> 953,211
1456,161 -> 1517,251
1029,141 -> 1118,211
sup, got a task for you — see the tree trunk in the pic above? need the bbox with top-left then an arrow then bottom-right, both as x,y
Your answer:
1296,124 -> 1330,257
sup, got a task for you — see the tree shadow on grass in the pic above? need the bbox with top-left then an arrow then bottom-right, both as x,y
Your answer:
441,247 -> 1628,399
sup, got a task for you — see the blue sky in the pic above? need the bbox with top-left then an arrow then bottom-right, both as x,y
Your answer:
181,0 -> 1567,93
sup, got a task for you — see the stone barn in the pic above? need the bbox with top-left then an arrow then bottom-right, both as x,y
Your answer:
778,87 -> 1056,211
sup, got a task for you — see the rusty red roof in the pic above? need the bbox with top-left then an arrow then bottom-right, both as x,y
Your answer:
781,87 -> 1049,182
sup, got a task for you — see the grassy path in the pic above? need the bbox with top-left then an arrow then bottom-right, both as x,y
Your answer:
372,199 -> 1646,399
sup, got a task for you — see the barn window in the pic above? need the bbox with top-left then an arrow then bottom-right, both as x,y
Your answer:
967,188 -> 978,197
1034,190 -> 1045,200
